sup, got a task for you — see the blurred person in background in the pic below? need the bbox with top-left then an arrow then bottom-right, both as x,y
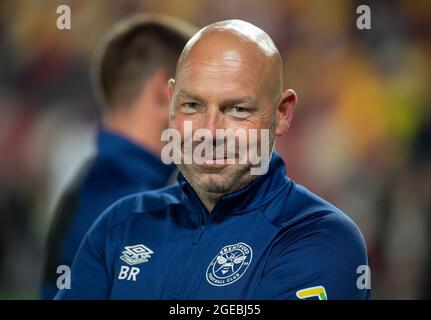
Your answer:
40,14 -> 196,299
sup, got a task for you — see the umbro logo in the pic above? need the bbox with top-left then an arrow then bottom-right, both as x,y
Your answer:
120,244 -> 154,266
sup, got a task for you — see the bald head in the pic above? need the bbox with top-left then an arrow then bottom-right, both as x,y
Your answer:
176,19 -> 283,101
180,19 -> 280,60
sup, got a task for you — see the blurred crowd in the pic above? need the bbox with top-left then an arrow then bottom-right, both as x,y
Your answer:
0,0 -> 430,299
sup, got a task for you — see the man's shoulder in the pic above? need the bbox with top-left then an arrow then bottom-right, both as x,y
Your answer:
91,184 -> 183,234
266,180 -> 365,249
261,182 -> 368,298
269,181 -> 367,258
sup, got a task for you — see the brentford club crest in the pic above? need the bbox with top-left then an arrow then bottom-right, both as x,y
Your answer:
206,242 -> 253,287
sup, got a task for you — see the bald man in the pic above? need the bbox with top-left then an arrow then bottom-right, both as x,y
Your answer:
55,20 -> 369,300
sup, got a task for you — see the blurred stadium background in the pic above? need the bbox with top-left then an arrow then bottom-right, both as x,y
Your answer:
0,0 -> 430,299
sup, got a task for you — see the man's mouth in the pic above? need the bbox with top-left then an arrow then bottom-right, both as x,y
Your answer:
195,154 -> 237,165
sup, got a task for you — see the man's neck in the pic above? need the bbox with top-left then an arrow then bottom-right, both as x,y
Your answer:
194,188 -> 224,213
103,108 -> 164,156
191,174 -> 259,213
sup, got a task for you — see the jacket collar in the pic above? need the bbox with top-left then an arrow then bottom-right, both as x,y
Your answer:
97,126 -> 175,188
177,151 -> 291,224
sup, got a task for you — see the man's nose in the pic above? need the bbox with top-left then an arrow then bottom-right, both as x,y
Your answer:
203,105 -> 224,136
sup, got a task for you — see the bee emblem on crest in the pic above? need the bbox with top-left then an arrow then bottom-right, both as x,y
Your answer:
206,242 -> 253,286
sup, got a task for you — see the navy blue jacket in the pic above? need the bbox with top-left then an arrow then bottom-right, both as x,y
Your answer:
41,127 -> 174,299
55,152 -> 369,300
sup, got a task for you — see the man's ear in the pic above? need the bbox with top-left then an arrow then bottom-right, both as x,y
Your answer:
167,78 -> 175,103
275,89 -> 297,136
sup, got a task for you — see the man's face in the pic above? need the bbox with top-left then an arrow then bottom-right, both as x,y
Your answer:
168,37 -> 279,196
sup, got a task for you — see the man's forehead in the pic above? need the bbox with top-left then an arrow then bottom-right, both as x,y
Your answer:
178,51 -> 264,79
178,36 -> 268,74
175,59 -> 262,100
176,36 -> 270,90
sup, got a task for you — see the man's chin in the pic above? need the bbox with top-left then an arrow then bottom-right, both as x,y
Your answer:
193,173 -> 229,193
179,163 -> 252,194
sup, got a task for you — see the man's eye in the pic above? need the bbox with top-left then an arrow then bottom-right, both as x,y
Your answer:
180,102 -> 199,114
226,106 -> 251,118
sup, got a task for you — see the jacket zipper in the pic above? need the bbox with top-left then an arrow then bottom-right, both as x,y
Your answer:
171,196 -> 207,298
